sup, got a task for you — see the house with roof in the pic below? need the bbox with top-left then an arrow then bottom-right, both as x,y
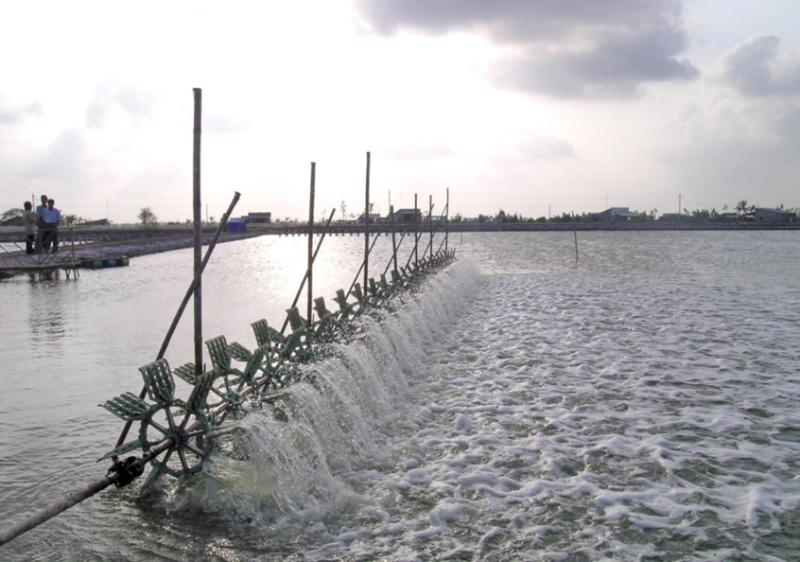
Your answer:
584,207 -> 637,222
752,208 -> 796,223
246,212 -> 272,224
390,208 -> 422,223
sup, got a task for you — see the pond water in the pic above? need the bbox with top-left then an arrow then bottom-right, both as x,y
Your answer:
1,231 -> 799,561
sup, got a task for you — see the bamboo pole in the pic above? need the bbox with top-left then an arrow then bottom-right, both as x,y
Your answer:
307,162 -> 315,325
429,195 -> 433,260
445,188 -> 449,254
389,205 -> 398,276
364,151 -> 370,291
384,230 -> 408,276
280,208 -> 336,334
417,204 -> 448,263
414,193 -> 419,267
574,230 -> 579,263
347,234 -> 379,299
192,87 -> 203,377
113,192 -> 241,453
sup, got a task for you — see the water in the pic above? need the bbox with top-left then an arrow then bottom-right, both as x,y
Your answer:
1,231 -> 799,561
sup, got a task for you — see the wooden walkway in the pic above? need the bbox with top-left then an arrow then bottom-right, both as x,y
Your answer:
0,231 -> 259,279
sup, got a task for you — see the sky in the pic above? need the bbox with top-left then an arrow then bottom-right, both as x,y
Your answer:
1,0 -> 799,223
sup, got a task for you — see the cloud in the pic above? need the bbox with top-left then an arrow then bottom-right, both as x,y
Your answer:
721,35 -> 800,97
86,84 -> 155,128
26,130 -> 89,183
658,95 -> 800,205
383,143 -> 454,160
501,135 -> 576,163
357,0 -> 698,98
0,97 -> 41,125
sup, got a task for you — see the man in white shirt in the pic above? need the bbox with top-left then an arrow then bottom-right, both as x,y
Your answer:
40,198 -> 62,253
23,201 -> 38,255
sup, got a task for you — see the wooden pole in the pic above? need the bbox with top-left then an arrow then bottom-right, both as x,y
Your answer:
384,230 -> 408,276
414,193 -> 419,267
192,87 -> 203,377
419,204 -> 448,261
347,234 -> 379,299
574,230 -> 579,263
389,205 -> 398,276
307,162 -> 315,325
281,208 -> 336,334
364,151 -> 370,290
428,195 -> 434,260
445,188 -> 449,254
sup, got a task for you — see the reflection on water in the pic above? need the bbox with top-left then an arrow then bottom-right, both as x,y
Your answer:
28,280 -> 68,344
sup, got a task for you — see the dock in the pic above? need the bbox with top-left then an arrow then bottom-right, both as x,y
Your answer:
0,229 -> 260,279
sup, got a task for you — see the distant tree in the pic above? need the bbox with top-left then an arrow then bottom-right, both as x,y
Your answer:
536,216 -> 547,222
477,214 -> 489,223
495,209 -> 507,223
735,200 -> 748,215
1,208 -> 22,222
64,214 -> 78,226
138,207 -> 158,226
452,213 -> 463,223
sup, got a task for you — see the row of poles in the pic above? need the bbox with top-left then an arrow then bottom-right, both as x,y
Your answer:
0,88 -> 452,548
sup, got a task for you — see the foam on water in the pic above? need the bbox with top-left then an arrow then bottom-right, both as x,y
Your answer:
176,249 -> 800,561
3,232 -> 799,561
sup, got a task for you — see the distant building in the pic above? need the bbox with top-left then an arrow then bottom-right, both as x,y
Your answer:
718,212 -> 739,221
227,218 -> 247,232
391,208 -> 421,223
246,212 -> 272,224
585,207 -> 637,222
658,213 -> 682,221
356,213 -> 381,224
752,208 -> 795,223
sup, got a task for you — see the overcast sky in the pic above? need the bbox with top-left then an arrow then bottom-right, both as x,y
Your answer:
1,0 -> 799,222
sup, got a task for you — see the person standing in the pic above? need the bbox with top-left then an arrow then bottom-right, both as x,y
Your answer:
22,201 -> 38,254
40,198 -> 62,253
35,194 -> 48,253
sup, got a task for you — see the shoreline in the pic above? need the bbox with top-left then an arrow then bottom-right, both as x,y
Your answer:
1,222 -> 797,279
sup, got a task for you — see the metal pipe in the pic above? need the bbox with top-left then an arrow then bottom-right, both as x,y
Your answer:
0,438 -> 173,547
